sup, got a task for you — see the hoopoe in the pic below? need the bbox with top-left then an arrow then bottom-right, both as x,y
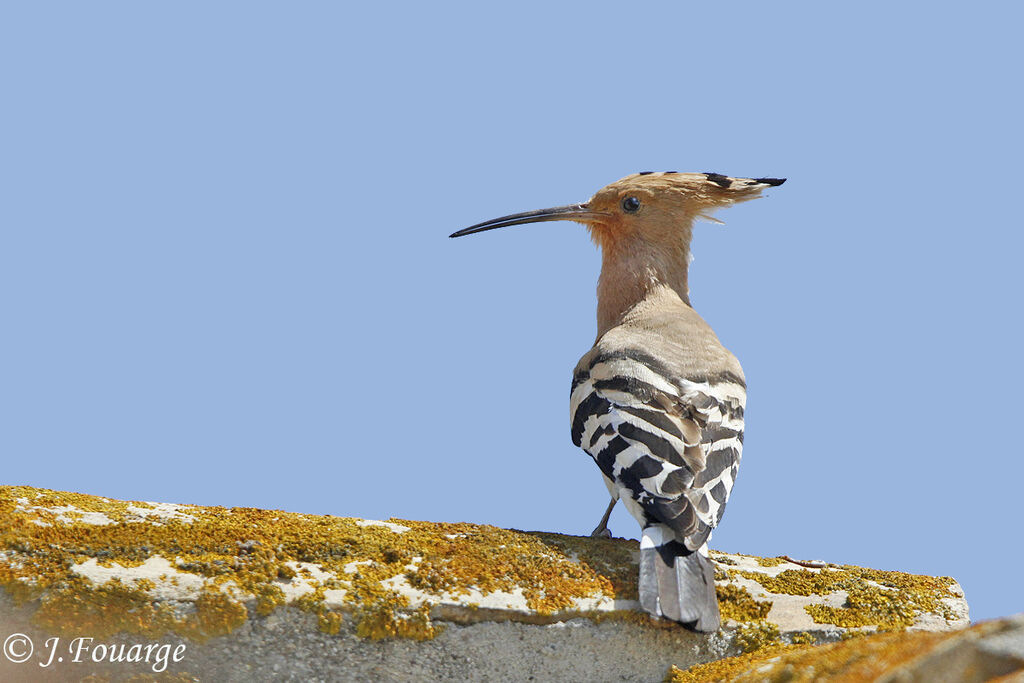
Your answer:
450,171 -> 785,632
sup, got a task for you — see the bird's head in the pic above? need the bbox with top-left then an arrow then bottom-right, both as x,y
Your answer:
450,172 -> 785,251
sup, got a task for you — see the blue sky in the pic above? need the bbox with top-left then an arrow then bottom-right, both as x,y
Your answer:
2,3 -> 1021,623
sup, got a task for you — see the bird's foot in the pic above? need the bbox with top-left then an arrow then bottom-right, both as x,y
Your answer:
590,525 -> 612,539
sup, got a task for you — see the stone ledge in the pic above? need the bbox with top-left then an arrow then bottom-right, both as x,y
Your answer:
0,485 -> 969,682
670,613 -> 1024,683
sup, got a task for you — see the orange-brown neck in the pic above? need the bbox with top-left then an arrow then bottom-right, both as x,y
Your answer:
593,228 -> 693,339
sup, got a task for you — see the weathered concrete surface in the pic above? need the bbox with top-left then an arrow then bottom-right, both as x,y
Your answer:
0,593 -> 731,682
0,485 -> 971,682
670,613 -> 1024,683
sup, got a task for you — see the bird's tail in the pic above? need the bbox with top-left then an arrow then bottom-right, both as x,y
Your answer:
638,525 -> 720,632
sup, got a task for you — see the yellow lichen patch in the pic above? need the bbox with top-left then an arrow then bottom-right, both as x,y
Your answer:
253,583 -> 286,617
666,625 -> 967,682
736,564 -> 959,631
8,486 -> 131,520
317,610 -> 344,635
0,486 -> 624,643
32,578 -> 247,644
34,578 -> 179,640
176,589 -> 249,641
715,583 -> 771,623
734,621 -> 782,653
354,594 -> 438,641
80,673 -> 201,682
737,568 -> 847,597
805,580 -> 928,631
839,628 -> 872,640
525,532 -> 637,602
788,631 -> 816,645
756,556 -> 785,567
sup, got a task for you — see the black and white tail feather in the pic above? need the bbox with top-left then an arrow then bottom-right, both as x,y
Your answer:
571,343 -> 746,632
639,528 -> 719,631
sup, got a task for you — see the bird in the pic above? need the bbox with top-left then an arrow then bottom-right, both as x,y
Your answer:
449,171 -> 785,632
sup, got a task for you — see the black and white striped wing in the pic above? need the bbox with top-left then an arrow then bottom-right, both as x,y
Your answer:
570,349 -> 745,550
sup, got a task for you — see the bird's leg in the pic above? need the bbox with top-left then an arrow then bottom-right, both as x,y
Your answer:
590,498 -> 617,539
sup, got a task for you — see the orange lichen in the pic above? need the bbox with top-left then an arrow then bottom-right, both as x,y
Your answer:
253,584 -> 286,617
736,568 -> 847,597
755,556 -> 785,567
80,673 -> 201,682
34,578 -> 179,640
176,590 -> 249,641
354,595 -> 438,641
666,625 -> 968,682
715,583 -> 772,623
32,579 -> 247,644
0,486 -> 625,643
317,610 -> 344,635
734,621 -> 781,653
0,485 -> 963,647
734,565 -> 959,631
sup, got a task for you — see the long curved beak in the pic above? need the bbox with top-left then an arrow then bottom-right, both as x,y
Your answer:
449,203 -> 601,238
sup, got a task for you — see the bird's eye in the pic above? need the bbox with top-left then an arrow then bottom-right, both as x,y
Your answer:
621,196 -> 641,213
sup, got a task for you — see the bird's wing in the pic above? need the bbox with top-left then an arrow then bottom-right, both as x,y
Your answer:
570,347 -> 745,551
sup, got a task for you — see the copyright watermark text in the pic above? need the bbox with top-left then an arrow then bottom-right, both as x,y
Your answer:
3,633 -> 185,672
